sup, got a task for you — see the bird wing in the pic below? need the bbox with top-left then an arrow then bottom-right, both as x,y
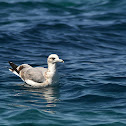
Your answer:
20,67 -> 47,83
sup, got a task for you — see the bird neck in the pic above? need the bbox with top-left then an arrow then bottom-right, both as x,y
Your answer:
48,63 -> 57,73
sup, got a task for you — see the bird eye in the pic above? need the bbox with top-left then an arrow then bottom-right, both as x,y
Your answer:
51,57 -> 55,60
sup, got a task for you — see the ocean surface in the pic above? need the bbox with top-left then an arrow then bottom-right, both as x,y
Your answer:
0,0 -> 126,125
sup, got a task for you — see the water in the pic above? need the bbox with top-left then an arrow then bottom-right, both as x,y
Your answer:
0,0 -> 126,125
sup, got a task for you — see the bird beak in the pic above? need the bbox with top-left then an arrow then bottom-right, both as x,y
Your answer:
58,59 -> 64,63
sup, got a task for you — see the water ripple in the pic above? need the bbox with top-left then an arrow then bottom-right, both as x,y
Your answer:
0,0 -> 126,125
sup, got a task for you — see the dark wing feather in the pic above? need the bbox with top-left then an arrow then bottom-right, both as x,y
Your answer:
8,61 -> 19,74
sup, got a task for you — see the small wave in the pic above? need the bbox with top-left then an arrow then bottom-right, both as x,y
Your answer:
0,1 -> 80,8
105,76 -> 126,81
92,122 -> 126,126
4,109 -> 55,125
63,94 -> 116,103
99,83 -> 126,93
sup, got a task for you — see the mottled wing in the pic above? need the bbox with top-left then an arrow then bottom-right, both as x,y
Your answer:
23,67 -> 47,83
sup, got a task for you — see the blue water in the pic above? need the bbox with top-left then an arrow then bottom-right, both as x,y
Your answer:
0,0 -> 126,125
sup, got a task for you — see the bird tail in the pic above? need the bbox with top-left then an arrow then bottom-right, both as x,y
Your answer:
8,61 -> 19,76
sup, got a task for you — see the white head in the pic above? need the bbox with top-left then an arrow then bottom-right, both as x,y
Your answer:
48,54 -> 64,64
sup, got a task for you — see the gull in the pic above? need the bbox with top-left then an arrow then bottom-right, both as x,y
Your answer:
9,54 -> 64,87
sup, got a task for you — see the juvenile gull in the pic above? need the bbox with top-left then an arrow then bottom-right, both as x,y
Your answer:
9,54 -> 64,87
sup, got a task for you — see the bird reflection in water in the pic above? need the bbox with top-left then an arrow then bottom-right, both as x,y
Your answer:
14,84 -> 60,114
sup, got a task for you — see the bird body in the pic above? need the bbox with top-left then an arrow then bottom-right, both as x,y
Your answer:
9,54 -> 64,87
